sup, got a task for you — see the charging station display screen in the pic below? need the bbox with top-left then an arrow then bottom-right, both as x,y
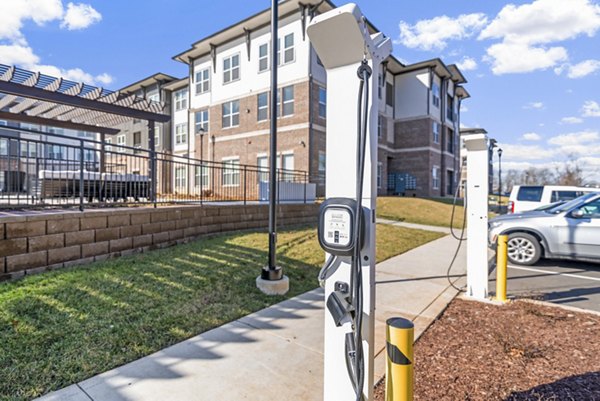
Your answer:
323,208 -> 352,247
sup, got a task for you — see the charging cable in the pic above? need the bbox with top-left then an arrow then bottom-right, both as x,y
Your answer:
446,161 -> 467,292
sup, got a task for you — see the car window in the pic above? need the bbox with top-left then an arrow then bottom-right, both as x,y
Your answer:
551,191 -> 579,202
517,186 -> 543,202
578,199 -> 600,218
550,193 -> 599,213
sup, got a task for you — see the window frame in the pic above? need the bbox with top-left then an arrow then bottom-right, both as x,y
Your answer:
318,86 -> 326,118
433,122 -> 440,144
222,100 -> 240,128
257,92 -> 269,121
432,82 -> 440,108
281,85 -> 294,117
195,68 -> 210,95
222,157 -> 240,187
174,89 -> 188,111
223,53 -> 241,84
258,43 -> 269,72
175,166 -> 187,189
175,123 -> 188,145
432,166 -> 440,189
195,108 -> 209,133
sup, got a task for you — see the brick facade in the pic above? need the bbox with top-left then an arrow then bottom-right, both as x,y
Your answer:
0,203 -> 318,280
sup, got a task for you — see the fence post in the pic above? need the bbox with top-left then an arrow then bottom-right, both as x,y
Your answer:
303,171 -> 307,204
148,120 -> 157,208
243,165 -> 247,205
79,139 -> 84,211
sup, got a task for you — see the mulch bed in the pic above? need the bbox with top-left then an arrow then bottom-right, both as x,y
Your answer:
374,298 -> 600,401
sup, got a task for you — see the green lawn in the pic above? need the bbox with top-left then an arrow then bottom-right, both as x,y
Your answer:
377,197 -> 465,228
0,224 -> 443,400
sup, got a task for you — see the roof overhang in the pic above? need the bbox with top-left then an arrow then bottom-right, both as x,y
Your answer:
456,86 -> 470,99
162,77 -> 189,91
119,73 -> 178,94
397,58 -> 452,79
447,64 -> 467,84
0,64 -> 170,135
173,0 -> 335,64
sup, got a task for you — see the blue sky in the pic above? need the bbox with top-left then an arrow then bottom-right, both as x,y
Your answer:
1,0 -> 599,182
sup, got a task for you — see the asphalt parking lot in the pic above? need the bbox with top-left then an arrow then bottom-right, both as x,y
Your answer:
491,259 -> 600,312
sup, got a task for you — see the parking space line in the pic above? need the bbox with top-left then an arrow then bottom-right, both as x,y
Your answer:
508,265 -> 600,282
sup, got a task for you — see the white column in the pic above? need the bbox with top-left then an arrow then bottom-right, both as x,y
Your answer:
463,133 -> 490,300
308,4 -> 391,400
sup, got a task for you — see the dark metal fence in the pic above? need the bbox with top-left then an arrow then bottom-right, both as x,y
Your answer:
0,126 -> 323,210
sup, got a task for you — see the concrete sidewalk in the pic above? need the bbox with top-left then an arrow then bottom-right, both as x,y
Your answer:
37,234 -> 466,401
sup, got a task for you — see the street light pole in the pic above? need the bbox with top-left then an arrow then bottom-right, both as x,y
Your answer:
256,0 -> 288,295
498,147 -> 503,209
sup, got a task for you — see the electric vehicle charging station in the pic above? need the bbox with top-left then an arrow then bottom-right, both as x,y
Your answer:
462,132 -> 490,300
307,4 -> 391,400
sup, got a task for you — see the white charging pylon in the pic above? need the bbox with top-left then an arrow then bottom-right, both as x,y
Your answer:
462,132 -> 490,300
307,4 -> 391,400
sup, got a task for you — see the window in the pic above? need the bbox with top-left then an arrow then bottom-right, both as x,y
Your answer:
117,135 -> 125,152
175,123 -> 187,145
281,153 -> 294,181
433,122 -> 440,144
551,191 -> 584,203
148,93 -> 160,102
578,199 -> 600,218
195,165 -> 209,188
378,115 -> 383,139
378,75 -> 383,99
258,44 -> 269,72
105,138 -> 112,152
280,33 -> 295,64
195,68 -> 210,94
318,151 -> 326,173
222,100 -> 240,128
133,131 -> 142,153
222,158 -> 240,186
257,92 -> 269,121
174,89 -> 188,111
517,186 -> 543,202
282,85 -> 294,116
447,130 -> 454,154
432,82 -> 440,108
175,167 -> 187,189
154,126 -> 160,147
318,87 -> 326,118
432,166 -> 439,189
257,156 -> 268,182
447,95 -> 454,121
223,53 -> 240,84
377,162 -> 382,188
446,170 -> 454,196
386,82 -> 393,107
195,109 -> 209,133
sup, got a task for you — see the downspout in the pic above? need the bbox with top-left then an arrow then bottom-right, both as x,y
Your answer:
307,5 -> 314,184
440,76 -> 447,197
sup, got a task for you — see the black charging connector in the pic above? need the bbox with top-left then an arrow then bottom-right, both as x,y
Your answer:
326,282 -> 353,327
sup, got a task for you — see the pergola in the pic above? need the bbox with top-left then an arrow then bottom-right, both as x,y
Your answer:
0,64 -> 171,205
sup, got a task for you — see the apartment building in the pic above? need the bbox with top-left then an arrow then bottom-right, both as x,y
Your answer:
163,0 -> 469,198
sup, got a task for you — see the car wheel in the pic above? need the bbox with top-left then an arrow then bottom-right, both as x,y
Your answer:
507,232 -> 542,266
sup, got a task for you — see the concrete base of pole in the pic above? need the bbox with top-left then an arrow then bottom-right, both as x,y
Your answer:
256,274 -> 289,295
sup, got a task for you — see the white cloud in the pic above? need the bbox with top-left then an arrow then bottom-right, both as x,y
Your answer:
455,56 -> 478,71
479,0 -> 600,75
560,117 -> 583,124
555,59 -> 600,78
582,100 -> 600,117
522,132 -> 541,141
60,2 -> 101,30
548,130 -> 599,146
0,1 -> 111,86
479,0 -> 600,44
396,13 -> 488,51
484,42 -> 568,74
497,143 -> 556,161
523,101 -> 545,110
461,105 -> 469,112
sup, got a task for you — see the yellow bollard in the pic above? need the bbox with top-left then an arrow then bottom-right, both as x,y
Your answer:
496,234 -> 508,302
385,317 -> 413,401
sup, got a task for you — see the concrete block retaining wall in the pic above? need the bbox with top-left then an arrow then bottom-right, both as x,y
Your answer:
0,203 -> 319,280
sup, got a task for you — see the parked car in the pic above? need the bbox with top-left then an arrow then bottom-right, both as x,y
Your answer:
489,192 -> 600,265
507,185 -> 598,214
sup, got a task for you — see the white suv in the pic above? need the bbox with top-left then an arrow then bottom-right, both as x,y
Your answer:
507,185 -> 598,214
